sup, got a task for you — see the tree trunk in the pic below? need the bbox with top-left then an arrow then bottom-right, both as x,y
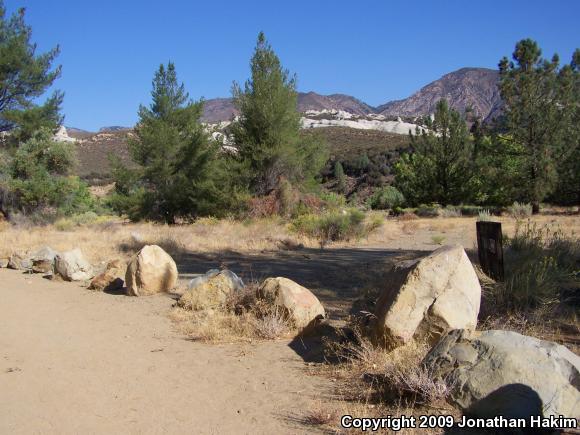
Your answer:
532,201 -> 540,214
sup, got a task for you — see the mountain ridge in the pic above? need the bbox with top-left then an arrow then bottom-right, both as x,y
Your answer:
67,67 -> 501,130
200,67 -> 501,123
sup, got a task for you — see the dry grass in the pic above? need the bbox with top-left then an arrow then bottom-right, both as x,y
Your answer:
301,331 -> 457,433
170,306 -> 293,343
0,217 -> 316,264
326,333 -> 450,407
170,284 -> 294,343
1,211 -> 578,266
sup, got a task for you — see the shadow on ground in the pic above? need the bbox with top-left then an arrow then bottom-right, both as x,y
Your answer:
175,246 -> 424,318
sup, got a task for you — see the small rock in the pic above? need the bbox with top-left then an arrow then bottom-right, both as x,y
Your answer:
0,257 -> 8,268
88,259 -> 125,292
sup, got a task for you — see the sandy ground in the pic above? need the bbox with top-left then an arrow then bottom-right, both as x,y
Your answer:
0,269 -> 328,434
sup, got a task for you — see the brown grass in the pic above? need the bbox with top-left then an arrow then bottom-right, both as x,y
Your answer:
1,212 -> 578,266
170,284 -> 294,343
0,217 -> 315,264
302,331 -> 457,433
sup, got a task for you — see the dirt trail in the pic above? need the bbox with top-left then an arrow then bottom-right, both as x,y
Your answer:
0,269 -> 328,434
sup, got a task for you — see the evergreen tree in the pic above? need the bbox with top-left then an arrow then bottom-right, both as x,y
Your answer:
114,62 -> 230,223
334,161 -> 346,193
3,128 -> 92,216
231,32 -> 327,195
394,100 -> 476,206
552,49 -> 580,206
0,2 -> 63,143
497,39 -> 566,213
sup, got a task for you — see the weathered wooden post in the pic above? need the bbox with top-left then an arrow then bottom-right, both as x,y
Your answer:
476,221 -> 505,281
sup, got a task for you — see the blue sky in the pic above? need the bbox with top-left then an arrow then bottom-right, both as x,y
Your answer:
5,0 -> 580,131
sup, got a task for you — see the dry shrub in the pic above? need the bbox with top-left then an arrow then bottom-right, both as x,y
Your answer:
300,403 -> 339,427
508,201 -> 533,220
399,212 -> 418,221
247,193 -> 280,218
482,221 -> 579,316
326,331 -> 449,407
401,221 -> 418,235
170,307 -> 257,342
171,283 -> 293,343
439,207 -> 462,218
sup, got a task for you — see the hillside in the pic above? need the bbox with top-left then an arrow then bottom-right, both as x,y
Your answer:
74,127 -> 410,182
377,68 -> 501,121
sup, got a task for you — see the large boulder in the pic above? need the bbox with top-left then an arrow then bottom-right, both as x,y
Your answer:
88,259 -> 126,292
125,245 -> 177,296
257,277 -> 325,330
423,329 -> 580,420
373,245 -> 481,347
55,249 -> 94,281
8,252 -> 32,270
32,246 -> 58,274
178,269 -> 244,310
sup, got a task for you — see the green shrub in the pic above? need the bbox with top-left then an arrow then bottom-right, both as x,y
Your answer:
291,208 -> 373,247
416,204 -> 440,217
54,212 -> 117,231
458,205 -> 483,216
431,234 -> 446,245
318,191 -> 347,210
367,186 -> 405,210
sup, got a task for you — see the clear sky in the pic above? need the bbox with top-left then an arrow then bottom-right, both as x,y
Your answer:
5,0 -> 580,131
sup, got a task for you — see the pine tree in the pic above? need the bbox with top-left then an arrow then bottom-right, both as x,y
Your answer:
231,32 -> 327,195
497,39 -> 566,213
394,100 -> 476,206
552,49 -> 580,206
0,2 -> 63,143
116,62 -> 228,223
334,161 -> 346,193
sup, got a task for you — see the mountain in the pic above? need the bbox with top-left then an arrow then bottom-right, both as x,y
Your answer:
297,92 -> 374,115
377,68 -> 501,121
200,67 -> 501,123
202,98 -> 239,123
99,126 -> 131,132
201,92 -> 375,122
